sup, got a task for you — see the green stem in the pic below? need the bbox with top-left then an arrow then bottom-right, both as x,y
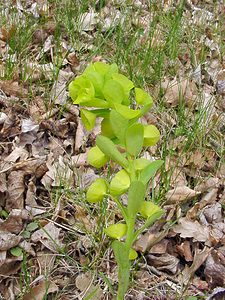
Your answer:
110,194 -> 128,223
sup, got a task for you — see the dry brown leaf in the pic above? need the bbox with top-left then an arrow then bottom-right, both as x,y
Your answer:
31,222 -> 63,252
173,217 -> 210,242
50,70 -> 74,105
203,203 -> 223,224
0,80 -> 28,98
75,272 -> 103,299
6,171 -> 25,211
0,231 -> 22,251
176,240 -> 193,262
166,186 -> 199,204
149,239 -> 170,254
146,253 -> 180,274
162,78 -> 197,107
0,209 -> 30,234
181,246 -> 211,285
195,177 -> 219,193
36,250 -> 56,275
0,256 -> 22,276
204,250 -> 225,288
23,280 -> 58,300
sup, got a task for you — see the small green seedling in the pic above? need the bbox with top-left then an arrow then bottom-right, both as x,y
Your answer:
69,62 -> 164,300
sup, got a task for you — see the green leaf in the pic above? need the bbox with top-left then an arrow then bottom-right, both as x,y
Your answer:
139,201 -> 164,219
110,110 -> 128,144
88,146 -> 109,168
140,160 -> 163,184
112,73 -> 134,105
103,80 -> 125,106
110,169 -> 130,196
134,158 -> 151,170
111,240 -> 130,297
81,109 -> 96,131
101,118 -> 115,138
104,63 -> 118,80
143,125 -> 160,146
26,222 -> 39,232
69,76 -> 95,103
112,73 -> 134,92
78,97 -> 109,108
114,103 -> 140,119
86,178 -> 108,203
96,135 -> 129,168
83,65 -> 104,97
129,248 -> 138,260
10,247 -> 23,257
127,181 -> 146,218
135,88 -> 153,106
104,223 -> 127,239
125,123 -> 144,156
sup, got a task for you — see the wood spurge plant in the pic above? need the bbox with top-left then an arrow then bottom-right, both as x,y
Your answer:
69,62 -> 164,300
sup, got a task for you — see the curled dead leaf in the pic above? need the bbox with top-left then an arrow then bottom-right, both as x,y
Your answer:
166,186 -> 200,204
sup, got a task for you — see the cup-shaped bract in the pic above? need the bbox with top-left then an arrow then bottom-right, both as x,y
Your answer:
81,109 -> 96,131
101,118 -> 115,139
88,146 -> 109,168
69,76 -> 95,104
110,169 -> 130,196
139,201 -> 163,218
104,223 -> 127,239
86,178 -> 108,203
129,248 -> 138,260
143,125 -> 160,147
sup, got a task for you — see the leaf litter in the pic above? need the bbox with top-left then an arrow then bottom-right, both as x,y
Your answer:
0,0 -> 224,299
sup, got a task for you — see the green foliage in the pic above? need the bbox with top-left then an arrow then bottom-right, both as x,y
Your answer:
69,62 -> 163,300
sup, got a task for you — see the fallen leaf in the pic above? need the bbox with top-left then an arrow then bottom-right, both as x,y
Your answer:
162,78 -> 197,107
21,119 -> 39,133
0,231 -> 22,251
0,256 -> 22,276
31,222 -> 63,252
0,209 -> 30,234
204,250 -> 225,288
166,186 -> 200,204
75,272 -> 103,299
176,240 -> 193,262
173,217 -> 209,242
6,171 -> 25,210
146,253 -> 180,274
23,280 -> 58,300
180,246 -> 211,285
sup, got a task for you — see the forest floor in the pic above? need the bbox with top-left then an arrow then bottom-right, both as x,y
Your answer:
0,1 -> 224,299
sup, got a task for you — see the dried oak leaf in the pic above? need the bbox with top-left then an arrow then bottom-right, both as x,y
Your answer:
166,186 -> 199,204
31,222 -> 63,252
0,80 -> 28,98
204,250 -> 225,288
0,209 -> 30,234
173,217 -> 209,242
23,280 -> 58,300
0,256 -> 22,276
146,253 -> 180,275
6,171 -> 25,211
0,230 -> 22,251
162,78 -> 197,107
180,246 -> 211,285
176,240 -> 193,262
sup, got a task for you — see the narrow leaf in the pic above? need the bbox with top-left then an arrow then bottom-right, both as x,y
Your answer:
81,109 -> 96,131
127,181 -> 146,217
112,240 -> 130,297
96,135 -> 129,168
103,80 -> 125,106
110,109 -> 128,144
140,160 -> 164,185
125,123 -> 144,156
114,103 -> 140,119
